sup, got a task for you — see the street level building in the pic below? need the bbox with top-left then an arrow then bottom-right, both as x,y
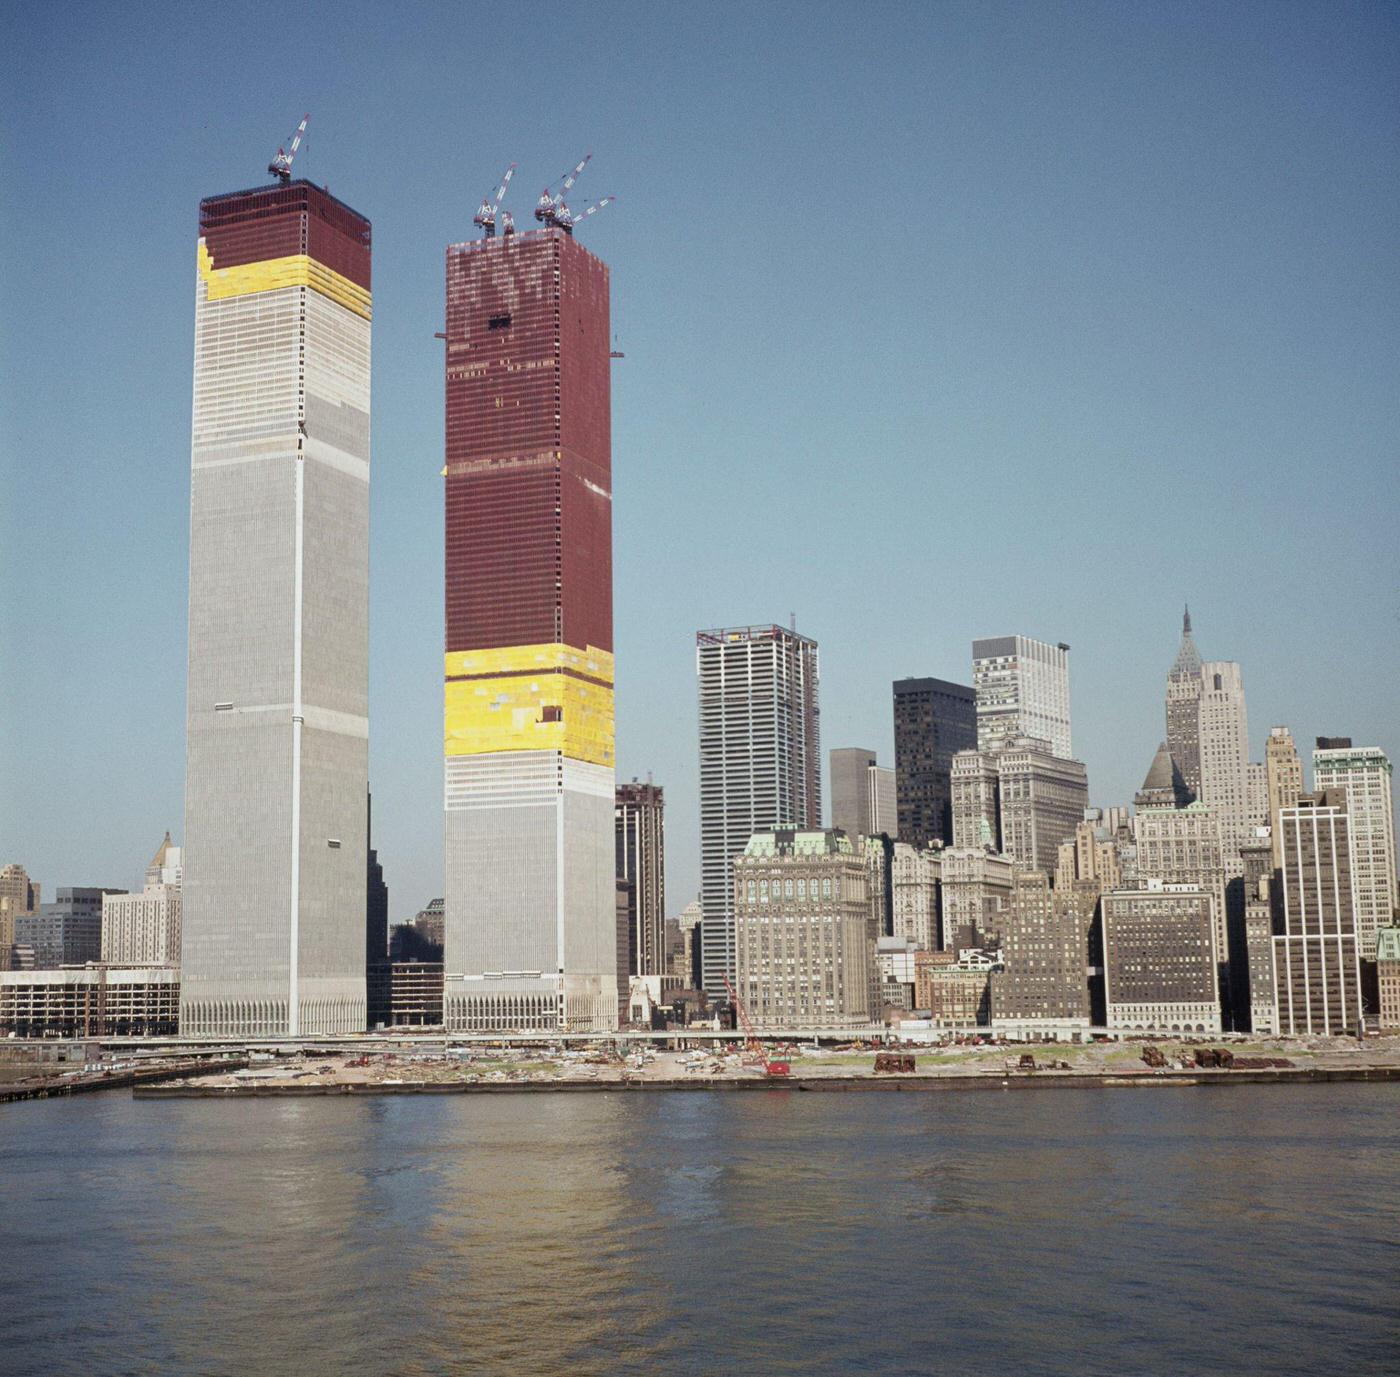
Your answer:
442,222 -> 618,1032
732,830 -> 875,1028
698,624 -> 820,998
0,965 -> 179,1039
990,872 -> 1095,1036
1311,743 -> 1396,960
972,636 -> 1072,760
1102,882 -> 1221,1033
1273,793 -> 1364,1036
915,950 -> 992,1027
830,748 -> 896,841
892,678 -> 976,847
182,179 -> 372,1037
616,780 -> 666,977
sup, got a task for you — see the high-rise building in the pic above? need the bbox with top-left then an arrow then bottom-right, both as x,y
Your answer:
442,222 -> 617,1033
951,737 -> 1088,874
1265,726 -> 1304,869
972,636 -> 1072,760
1376,928 -> 1400,1030
697,624 -> 820,997
829,748 -> 895,840
0,865 -> 41,968
1133,799 -> 1227,967
102,834 -> 182,966
990,872 -> 1093,1035
890,843 -> 941,951
1135,742 -> 1183,811
182,178 -> 372,1037
1165,607 -> 1204,801
615,781 -> 666,977
1197,660 -> 1251,864
1102,883 -> 1220,1033
892,678 -> 976,847
673,898 -> 703,989
939,848 -> 1015,951
1273,793 -> 1363,1036
732,830 -> 877,1028
1234,838 -> 1278,1034
18,888 -> 124,969
1312,743 -> 1396,960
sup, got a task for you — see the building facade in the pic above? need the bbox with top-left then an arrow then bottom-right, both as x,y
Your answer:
0,966 -> 179,1039
102,834 -> 182,966
940,849 -> 1015,951
697,625 -> 820,998
182,179 -> 372,1037
1265,726 -> 1304,869
989,872 -> 1093,1035
615,781 -> 666,978
1234,839 -> 1278,1034
1102,883 -> 1220,1033
0,865 -> 41,968
1376,928 -> 1400,1030
892,678 -> 976,847
1273,794 -> 1363,1036
18,888 -> 122,969
972,636 -> 1072,760
890,843 -> 941,951
732,830 -> 876,1028
1133,799 -> 1227,966
1197,660 -> 1251,865
830,748 -> 896,841
1311,743 -> 1396,960
1165,607 -> 1204,801
442,225 -> 618,1032
914,950 -> 992,1026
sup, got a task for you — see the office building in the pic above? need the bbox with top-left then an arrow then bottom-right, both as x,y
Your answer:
1197,660 -> 1251,863
697,624 -> 820,998
1165,607 -> 1204,801
0,865 -> 41,968
1234,839 -> 1278,1034
990,872 -> 1093,1035
1312,743 -> 1396,959
1102,883 -> 1220,1033
442,220 -> 618,1032
830,748 -> 896,840
952,737 -> 1088,873
18,888 -> 123,969
1055,813 -> 1124,894
1273,793 -> 1363,1036
673,898 -> 703,989
616,780 -> 666,977
0,965 -> 180,1039
182,178 -> 372,1036
1134,776 -> 1227,964
102,834 -> 182,966
890,842 -> 941,951
1376,928 -> 1400,1030
940,849 -> 1015,950
915,950 -> 993,1026
892,678 -> 976,846
972,636 -> 1072,760
732,830 -> 876,1028
1265,726 -> 1304,869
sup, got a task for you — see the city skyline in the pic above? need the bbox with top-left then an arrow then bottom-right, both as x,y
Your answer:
3,5 -> 1398,920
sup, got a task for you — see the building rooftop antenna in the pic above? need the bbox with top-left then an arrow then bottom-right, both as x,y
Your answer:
268,113 -> 309,183
473,162 -> 517,238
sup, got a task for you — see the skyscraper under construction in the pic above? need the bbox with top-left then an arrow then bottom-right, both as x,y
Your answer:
441,206 -> 617,1031
182,172 -> 372,1036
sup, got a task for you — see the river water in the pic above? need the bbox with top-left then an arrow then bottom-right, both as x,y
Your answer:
2,1085 -> 1396,1376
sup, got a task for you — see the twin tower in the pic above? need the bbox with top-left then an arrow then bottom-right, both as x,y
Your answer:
180,178 -> 618,1037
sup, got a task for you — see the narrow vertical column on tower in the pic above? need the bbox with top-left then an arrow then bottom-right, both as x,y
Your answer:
442,227 -> 617,1032
181,180 -> 372,1037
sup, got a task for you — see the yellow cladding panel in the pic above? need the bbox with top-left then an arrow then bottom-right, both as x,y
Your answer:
444,643 -> 614,683
197,240 -> 372,320
444,675 -> 614,766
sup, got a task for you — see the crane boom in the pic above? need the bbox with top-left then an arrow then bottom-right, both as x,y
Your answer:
555,195 -> 615,235
535,152 -> 592,223
268,113 -> 309,183
474,161 -> 518,236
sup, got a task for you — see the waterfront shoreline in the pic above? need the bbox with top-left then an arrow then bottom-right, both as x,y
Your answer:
132,1065 -> 1400,1098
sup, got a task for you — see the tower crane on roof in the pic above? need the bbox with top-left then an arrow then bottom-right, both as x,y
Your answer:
268,113 -> 309,183
535,152 -> 592,225
554,195 -> 616,235
473,162 -> 517,237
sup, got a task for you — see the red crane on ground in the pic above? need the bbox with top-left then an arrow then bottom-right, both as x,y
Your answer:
723,976 -> 790,1077
268,113 -> 309,183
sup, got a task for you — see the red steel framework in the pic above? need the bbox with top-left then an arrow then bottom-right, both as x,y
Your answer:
444,228 -> 611,655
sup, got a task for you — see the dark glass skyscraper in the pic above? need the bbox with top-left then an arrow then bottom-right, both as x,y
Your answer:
892,677 -> 976,847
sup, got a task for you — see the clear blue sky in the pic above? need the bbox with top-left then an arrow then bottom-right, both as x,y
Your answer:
2,1 -> 1396,921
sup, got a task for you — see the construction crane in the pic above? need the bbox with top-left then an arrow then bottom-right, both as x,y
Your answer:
554,195 -> 616,235
268,113 -> 309,183
473,162 -> 517,237
723,976 -> 791,1077
535,152 -> 592,225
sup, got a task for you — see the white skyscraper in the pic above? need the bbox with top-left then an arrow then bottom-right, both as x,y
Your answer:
181,179 -> 371,1037
972,636 -> 1072,760
1312,743 -> 1396,959
698,625 -> 820,998
1197,660 -> 1251,867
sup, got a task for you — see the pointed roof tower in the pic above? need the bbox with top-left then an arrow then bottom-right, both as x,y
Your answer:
1135,742 -> 1181,810
1170,605 -> 1202,677
150,831 -> 174,870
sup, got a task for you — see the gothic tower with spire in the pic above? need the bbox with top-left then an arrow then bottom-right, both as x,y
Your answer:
1165,606 -> 1203,803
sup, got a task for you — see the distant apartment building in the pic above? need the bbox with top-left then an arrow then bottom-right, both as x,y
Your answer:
732,830 -> 876,1028
830,748 -> 896,840
972,636 -> 1072,760
0,864 -> 41,969
698,624 -> 821,998
951,737 -> 1088,873
890,843 -> 941,951
990,872 -> 1094,1036
102,833 -> 183,966
892,678 -> 976,847
1376,928 -> 1400,1030
18,888 -> 125,969
1311,742 -> 1396,959
1265,726 -> 1304,868
940,849 -> 1015,951
1102,883 -> 1221,1033
615,780 -> 666,977
1273,794 -> 1364,1036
